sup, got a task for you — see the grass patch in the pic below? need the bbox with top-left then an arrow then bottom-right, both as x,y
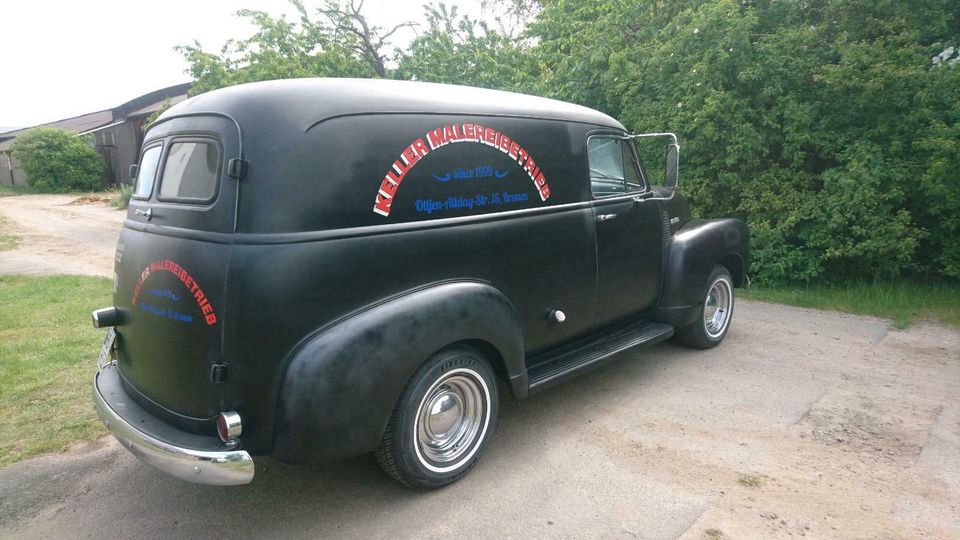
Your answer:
704,529 -> 727,539
742,281 -> 960,329
0,275 -> 111,466
0,216 -> 20,251
0,184 -> 32,197
738,474 -> 762,487
0,184 -> 119,200
110,184 -> 133,210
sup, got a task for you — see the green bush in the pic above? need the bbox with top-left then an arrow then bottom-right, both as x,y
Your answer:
10,128 -> 104,193
111,184 -> 133,210
521,0 -> 960,284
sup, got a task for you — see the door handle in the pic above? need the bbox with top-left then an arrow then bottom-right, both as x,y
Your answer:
135,208 -> 153,220
595,214 -> 617,222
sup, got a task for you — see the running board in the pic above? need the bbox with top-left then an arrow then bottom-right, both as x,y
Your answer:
527,321 -> 674,394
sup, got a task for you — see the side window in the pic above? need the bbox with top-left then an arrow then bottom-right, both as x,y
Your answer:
158,140 -> 221,203
588,137 -> 625,196
133,145 -> 162,199
622,141 -> 643,192
588,136 -> 645,197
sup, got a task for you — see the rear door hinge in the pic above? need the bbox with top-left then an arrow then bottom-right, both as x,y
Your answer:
228,158 -> 249,179
209,363 -> 228,383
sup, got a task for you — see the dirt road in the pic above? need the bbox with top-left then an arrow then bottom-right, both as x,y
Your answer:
2,304 -> 958,539
0,194 -> 123,277
0,196 -> 958,539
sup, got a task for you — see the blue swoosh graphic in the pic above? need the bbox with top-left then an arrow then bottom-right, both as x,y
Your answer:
494,170 -> 509,178
432,173 -> 452,182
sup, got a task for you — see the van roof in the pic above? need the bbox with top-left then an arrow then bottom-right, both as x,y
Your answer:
160,78 -> 626,132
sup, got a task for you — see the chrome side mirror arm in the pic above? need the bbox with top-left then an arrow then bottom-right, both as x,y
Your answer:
627,132 -> 680,200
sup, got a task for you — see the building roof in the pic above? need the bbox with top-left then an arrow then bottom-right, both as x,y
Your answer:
127,93 -> 189,118
0,82 -> 193,147
0,110 -> 113,146
162,78 -> 625,132
116,82 -> 192,119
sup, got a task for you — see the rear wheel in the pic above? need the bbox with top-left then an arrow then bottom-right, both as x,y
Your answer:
374,345 -> 498,488
676,265 -> 734,349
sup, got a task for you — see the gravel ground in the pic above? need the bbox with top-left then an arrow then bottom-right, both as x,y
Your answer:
0,195 -> 957,539
0,194 -> 123,277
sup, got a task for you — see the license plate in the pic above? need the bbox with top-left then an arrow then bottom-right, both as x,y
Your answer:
97,327 -> 116,369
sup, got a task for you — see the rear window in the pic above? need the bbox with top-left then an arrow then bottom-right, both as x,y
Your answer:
133,145 -> 162,199
158,140 -> 220,203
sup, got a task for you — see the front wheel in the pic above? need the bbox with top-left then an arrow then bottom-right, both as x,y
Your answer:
676,265 -> 734,349
374,346 -> 498,488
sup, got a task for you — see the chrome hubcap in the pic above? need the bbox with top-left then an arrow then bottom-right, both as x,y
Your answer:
416,373 -> 485,465
704,278 -> 732,338
427,394 -> 461,436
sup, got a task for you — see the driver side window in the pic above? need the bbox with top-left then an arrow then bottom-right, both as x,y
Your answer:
588,136 -> 643,197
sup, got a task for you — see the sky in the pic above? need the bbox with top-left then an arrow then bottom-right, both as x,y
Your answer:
0,0 -> 486,129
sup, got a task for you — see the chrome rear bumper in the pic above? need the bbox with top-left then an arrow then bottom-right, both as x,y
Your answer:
93,363 -> 254,486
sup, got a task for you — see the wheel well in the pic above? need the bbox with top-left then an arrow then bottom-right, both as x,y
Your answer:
451,339 -> 509,382
719,254 -> 745,287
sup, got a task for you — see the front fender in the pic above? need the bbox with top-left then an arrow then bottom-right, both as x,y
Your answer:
271,280 -> 524,463
656,218 -> 749,325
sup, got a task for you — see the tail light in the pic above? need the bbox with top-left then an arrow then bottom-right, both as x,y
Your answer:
91,307 -> 122,328
216,411 -> 242,442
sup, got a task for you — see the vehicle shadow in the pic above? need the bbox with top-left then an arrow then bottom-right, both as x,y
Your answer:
14,342 -> 713,539
119,343 -> 697,536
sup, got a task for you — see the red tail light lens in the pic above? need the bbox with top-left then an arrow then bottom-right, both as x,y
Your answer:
216,411 -> 242,442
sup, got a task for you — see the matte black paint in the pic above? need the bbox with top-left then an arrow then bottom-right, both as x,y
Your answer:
108,79 -> 749,463
593,196 -> 663,326
223,203 -> 598,452
656,218 -> 750,326
272,281 -> 523,462
527,320 -> 675,394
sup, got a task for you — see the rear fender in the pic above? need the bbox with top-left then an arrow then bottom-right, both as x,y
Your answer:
271,280 -> 524,463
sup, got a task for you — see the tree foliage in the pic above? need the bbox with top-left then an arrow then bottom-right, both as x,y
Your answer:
180,0 -> 960,283
527,0 -> 960,283
10,128 -> 104,192
176,0 -> 384,94
396,3 -> 534,90
142,100 -> 172,133
318,0 -> 417,77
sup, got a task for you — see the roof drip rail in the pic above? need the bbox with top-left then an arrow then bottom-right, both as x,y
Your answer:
147,112 -> 245,161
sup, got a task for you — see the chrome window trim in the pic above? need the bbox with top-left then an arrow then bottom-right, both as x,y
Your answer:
131,143 -> 163,201
156,136 -> 224,205
628,131 -> 680,201
585,132 -> 651,201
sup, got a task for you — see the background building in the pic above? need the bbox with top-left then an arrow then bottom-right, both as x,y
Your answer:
0,83 -> 191,187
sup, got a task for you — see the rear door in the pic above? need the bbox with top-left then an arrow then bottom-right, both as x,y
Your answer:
113,115 -> 239,421
588,134 -> 663,327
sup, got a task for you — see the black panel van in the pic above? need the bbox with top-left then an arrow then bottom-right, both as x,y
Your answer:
91,78 -> 749,488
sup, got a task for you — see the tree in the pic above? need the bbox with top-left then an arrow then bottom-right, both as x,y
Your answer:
176,0 -> 404,95
397,3 -> 536,90
525,0 -> 960,282
142,100 -> 172,133
319,0 -> 416,77
10,128 -> 104,193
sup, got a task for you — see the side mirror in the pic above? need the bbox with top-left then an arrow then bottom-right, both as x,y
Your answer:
629,132 -> 680,197
128,164 -> 138,180
664,143 -> 679,191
